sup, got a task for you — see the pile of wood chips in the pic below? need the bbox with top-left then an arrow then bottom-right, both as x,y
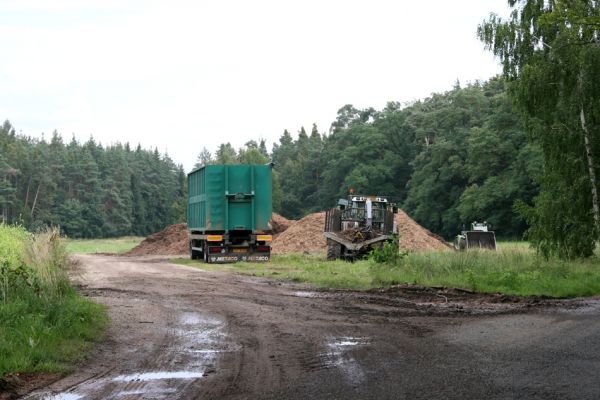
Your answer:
270,212 -> 292,239
125,209 -> 450,257
395,209 -> 452,251
271,209 -> 451,255
271,212 -> 327,255
126,223 -> 189,256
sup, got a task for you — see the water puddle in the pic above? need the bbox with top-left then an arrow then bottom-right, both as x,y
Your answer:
31,310 -> 238,400
113,371 -> 204,382
115,388 -> 176,396
291,291 -> 318,298
322,336 -> 369,383
42,394 -> 82,400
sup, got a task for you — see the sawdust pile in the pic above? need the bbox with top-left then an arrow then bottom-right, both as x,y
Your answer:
271,210 -> 451,254
272,212 -> 327,255
395,210 -> 452,251
271,212 -> 293,238
127,223 -> 189,256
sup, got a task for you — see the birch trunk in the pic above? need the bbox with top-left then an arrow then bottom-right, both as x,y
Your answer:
31,183 -> 40,217
580,107 -> 600,237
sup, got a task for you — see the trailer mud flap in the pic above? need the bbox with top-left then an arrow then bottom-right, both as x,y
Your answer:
209,254 -> 271,263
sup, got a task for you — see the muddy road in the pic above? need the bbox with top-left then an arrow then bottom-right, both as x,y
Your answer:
28,254 -> 600,400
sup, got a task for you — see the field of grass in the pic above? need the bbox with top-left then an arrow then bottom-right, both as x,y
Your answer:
65,236 -> 143,254
173,243 -> 600,298
0,226 -> 108,379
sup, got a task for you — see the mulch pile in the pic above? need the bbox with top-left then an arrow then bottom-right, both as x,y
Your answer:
272,212 -> 327,255
126,210 -> 450,256
395,209 -> 452,251
271,212 -> 292,239
272,209 -> 451,254
126,223 -> 189,256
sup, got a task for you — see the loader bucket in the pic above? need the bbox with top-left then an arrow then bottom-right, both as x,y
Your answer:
465,231 -> 496,250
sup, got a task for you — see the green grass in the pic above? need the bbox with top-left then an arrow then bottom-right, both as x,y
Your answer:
65,236 -> 143,254
0,226 -> 108,378
0,292 -> 107,375
172,247 -> 600,298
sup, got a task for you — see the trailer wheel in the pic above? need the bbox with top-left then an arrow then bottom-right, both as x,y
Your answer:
190,241 -> 200,260
327,240 -> 342,261
203,242 -> 210,263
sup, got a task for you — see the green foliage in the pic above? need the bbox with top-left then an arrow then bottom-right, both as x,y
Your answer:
0,123 -> 186,238
0,226 -> 108,377
479,0 -> 600,258
369,236 -> 405,264
267,79 -> 539,240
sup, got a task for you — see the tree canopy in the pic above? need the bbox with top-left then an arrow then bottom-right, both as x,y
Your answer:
479,0 -> 600,258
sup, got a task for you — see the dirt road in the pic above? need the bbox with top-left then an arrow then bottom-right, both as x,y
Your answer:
27,254 -> 600,400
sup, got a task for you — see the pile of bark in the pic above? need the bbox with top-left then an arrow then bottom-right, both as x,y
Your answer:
126,223 -> 189,256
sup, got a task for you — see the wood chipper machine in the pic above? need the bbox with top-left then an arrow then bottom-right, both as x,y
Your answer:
454,221 -> 497,250
324,195 -> 398,261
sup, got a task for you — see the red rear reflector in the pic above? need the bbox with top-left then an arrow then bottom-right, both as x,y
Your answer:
256,246 -> 271,252
209,247 -> 222,253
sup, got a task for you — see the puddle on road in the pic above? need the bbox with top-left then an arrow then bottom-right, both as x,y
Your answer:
291,291 -> 319,298
113,371 -> 204,382
32,311 -> 237,400
322,337 -> 369,384
115,388 -> 177,397
42,394 -> 82,400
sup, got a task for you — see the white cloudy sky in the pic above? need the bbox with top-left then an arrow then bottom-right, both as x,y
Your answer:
0,0 -> 509,171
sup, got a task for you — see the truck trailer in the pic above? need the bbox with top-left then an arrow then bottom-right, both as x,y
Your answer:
187,164 -> 273,263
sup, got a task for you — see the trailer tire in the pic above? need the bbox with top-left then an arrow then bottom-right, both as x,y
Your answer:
203,242 -> 210,263
190,241 -> 200,260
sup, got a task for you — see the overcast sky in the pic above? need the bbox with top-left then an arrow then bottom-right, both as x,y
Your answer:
1,0 -> 510,172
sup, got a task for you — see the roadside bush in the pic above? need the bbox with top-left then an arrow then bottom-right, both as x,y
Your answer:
0,225 -> 107,378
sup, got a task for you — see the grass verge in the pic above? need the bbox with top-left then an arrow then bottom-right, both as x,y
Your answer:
65,236 -> 143,254
173,247 -> 600,298
0,225 -> 108,381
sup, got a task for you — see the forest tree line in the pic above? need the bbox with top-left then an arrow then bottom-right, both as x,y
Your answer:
0,123 -> 186,238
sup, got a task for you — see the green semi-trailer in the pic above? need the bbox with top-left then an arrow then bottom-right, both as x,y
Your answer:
187,164 -> 273,263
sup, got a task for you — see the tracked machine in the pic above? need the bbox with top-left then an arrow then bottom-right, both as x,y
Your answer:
324,194 -> 398,261
454,221 -> 497,250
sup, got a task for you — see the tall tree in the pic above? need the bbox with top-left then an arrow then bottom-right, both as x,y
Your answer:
479,0 -> 600,257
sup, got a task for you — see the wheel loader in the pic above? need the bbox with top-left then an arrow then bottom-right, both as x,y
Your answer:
454,222 -> 496,250
324,194 -> 398,261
